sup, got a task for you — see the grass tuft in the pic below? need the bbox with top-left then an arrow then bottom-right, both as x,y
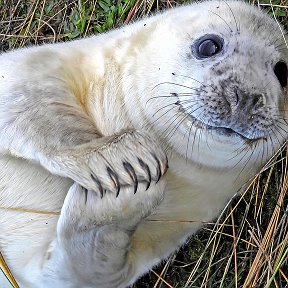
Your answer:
0,0 -> 287,287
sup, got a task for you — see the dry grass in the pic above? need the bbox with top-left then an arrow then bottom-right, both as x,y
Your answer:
0,0 -> 287,287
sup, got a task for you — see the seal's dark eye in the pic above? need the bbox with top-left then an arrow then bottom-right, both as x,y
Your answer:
274,61 -> 287,88
193,34 -> 223,59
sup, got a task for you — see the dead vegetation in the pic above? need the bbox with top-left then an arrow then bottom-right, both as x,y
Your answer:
0,0 -> 287,287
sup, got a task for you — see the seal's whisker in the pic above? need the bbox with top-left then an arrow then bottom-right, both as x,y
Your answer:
165,114 -> 189,142
274,118 -> 288,128
231,144 -> 253,170
275,48 -> 288,53
182,114 -> 200,162
270,129 -> 282,150
152,102 -> 180,117
186,108 -> 208,160
146,94 -> 202,105
198,111 -> 213,152
207,10 -> 233,34
266,106 -> 287,111
186,104 -> 206,120
187,125 -> 199,163
263,137 -> 272,165
155,101 -> 207,144
146,95 -> 178,104
235,145 -> 257,178
262,79 -> 272,91
266,134 -> 275,159
274,119 -> 288,130
277,117 -> 288,126
274,126 -> 286,144
153,82 -> 199,91
151,113 -> 182,147
162,113 -> 187,139
151,104 -> 179,124
171,73 -> 217,91
259,138 -> 266,166
265,135 -> 273,165
229,143 -> 250,162
274,43 -> 288,50
272,33 -> 287,42
153,103 -> 198,138
224,0 -> 240,33
253,139 -> 265,169
178,98 -> 203,102
197,126 -> 204,157
177,92 -> 201,96
207,122 -> 217,148
271,37 -> 285,47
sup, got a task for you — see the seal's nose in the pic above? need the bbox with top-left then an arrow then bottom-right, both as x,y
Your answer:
226,90 -> 266,136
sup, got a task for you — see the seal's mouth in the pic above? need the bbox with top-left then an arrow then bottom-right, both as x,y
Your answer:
175,97 -> 264,142
208,126 -> 245,138
182,109 -> 259,142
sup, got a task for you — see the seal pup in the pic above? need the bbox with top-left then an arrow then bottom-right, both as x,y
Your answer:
0,0 -> 287,287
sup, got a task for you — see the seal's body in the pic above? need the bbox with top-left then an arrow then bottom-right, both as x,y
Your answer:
0,1 -> 287,287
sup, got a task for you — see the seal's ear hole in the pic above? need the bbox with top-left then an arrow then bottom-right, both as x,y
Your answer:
193,34 -> 223,59
274,61 -> 287,88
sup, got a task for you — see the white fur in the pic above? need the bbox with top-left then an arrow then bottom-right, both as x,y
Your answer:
0,1 -> 287,287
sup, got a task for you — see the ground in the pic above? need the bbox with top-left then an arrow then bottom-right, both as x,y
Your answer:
0,0 -> 287,287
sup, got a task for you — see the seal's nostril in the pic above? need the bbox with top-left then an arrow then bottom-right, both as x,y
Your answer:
252,94 -> 262,107
232,90 -> 263,110
235,90 -> 239,106
252,96 -> 259,106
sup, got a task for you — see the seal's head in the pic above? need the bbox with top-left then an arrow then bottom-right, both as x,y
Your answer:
133,0 -> 288,168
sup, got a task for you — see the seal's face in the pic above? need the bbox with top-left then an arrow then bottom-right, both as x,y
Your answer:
142,1 -> 288,168
186,31 -> 287,141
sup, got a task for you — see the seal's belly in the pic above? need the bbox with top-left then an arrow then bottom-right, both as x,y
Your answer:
0,155 -> 71,284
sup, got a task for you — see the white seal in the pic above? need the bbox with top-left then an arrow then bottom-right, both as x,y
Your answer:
0,1 -> 287,287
